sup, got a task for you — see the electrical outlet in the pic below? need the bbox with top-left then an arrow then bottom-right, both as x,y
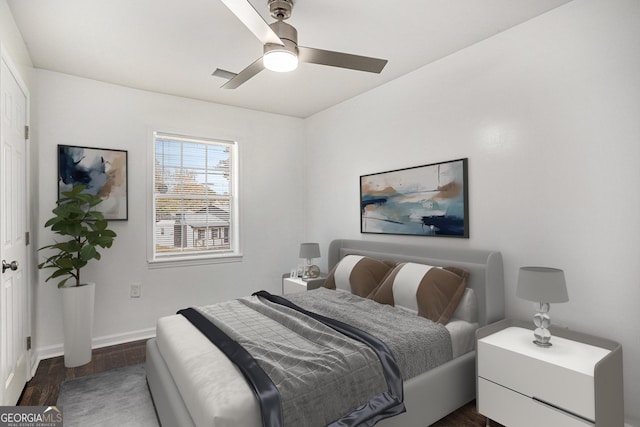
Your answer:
130,283 -> 141,298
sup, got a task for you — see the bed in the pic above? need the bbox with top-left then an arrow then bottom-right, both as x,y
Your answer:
146,238 -> 504,426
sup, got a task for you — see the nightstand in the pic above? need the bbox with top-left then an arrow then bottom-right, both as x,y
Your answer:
476,319 -> 623,427
282,275 -> 326,295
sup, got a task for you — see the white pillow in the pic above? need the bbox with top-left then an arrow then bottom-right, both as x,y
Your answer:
322,255 -> 395,297
368,262 -> 469,324
451,288 -> 478,323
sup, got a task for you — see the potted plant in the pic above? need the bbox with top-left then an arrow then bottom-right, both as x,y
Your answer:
38,185 -> 117,367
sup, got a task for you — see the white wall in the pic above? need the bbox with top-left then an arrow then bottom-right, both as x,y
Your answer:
32,70 -> 306,353
305,0 -> 640,424
0,0 -> 31,84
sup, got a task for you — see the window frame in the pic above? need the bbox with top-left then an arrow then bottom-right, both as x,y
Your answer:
147,130 -> 241,268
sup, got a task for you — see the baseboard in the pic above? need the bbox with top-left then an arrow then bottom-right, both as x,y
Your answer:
30,327 -> 156,377
90,327 -> 157,350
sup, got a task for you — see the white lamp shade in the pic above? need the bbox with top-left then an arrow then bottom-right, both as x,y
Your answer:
263,49 -> 298,72
516,266 -> 569,303
299,243 -> 320,259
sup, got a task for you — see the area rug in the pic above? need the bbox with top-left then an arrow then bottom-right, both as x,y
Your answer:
57,364 -> 159,427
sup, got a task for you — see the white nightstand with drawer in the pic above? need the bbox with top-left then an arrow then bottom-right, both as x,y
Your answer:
476,319 -> 623,427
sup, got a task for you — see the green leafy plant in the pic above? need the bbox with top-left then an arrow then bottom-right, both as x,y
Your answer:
38,185 -> 117,288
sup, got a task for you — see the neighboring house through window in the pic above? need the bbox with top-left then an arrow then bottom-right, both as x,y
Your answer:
151,131 -> 240,264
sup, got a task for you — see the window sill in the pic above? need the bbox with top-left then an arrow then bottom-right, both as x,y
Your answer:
147,252 -> 243,269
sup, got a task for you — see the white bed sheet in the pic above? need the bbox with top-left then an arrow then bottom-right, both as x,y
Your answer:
155,308 -> 478,427
446,318 -> 478,358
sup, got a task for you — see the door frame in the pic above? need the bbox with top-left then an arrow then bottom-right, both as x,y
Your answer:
0,45 -> 33,397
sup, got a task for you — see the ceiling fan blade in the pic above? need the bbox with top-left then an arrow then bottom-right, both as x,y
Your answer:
221,57 -> 265,89
298,46 -> 387,74
220,0 -> 283,46
212,68 -> 238,80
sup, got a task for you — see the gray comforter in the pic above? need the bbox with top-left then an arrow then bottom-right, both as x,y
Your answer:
197,288 -> 452,426
288,288 -> 453,380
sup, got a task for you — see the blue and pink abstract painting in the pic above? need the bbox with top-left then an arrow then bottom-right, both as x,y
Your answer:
58,145 -> 128,220
360,158 -> 468,237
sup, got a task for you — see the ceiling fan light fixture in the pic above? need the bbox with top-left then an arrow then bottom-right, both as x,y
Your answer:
218,0 -> 387,88
263,46 -> 298,72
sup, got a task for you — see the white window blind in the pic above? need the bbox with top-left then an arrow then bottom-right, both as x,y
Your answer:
152,132 -> 238,262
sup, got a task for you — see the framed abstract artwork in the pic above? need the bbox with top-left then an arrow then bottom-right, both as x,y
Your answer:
58,144 -> 128,220
360,158 -> 468,238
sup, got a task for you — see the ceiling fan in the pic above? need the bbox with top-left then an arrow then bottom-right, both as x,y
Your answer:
213,0 -> 388,89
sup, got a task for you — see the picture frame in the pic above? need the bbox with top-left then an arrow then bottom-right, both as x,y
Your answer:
360,158 -> 468,238
58,144 -> 128,220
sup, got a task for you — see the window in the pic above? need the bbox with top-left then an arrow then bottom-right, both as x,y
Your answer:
151,131 -> 239,264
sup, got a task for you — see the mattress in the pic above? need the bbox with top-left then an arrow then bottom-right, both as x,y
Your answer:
155,292 -> 478,427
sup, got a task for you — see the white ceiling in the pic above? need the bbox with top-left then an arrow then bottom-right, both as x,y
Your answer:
8,0 -> 572,118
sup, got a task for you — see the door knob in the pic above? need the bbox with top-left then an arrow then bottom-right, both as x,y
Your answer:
2,260 -> 18,273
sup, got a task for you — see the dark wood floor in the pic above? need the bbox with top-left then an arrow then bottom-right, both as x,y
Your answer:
19,340 -> 494,426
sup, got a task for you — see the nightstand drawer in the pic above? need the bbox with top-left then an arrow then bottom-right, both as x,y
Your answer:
478,327 -> 609,421
478,378 -> 593,427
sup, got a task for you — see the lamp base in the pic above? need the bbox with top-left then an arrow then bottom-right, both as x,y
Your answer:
532,302 -> 553,347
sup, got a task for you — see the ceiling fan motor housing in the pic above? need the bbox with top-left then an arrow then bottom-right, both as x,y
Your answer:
264,21 -> 298,57
269,20 -> 297,45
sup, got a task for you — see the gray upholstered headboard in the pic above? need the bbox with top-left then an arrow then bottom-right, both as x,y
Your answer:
327,239 -> 505,326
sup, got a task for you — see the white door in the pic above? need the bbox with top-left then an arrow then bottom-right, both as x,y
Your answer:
0,56 -> 30,405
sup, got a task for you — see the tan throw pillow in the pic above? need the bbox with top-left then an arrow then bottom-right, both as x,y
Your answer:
368,262 -> 469,324
322,255 -> 395,297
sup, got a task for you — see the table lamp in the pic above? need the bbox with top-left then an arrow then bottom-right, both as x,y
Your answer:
299,243 -> 320,279
516,266 -> 569,347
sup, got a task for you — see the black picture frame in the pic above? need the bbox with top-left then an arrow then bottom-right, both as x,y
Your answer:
360,158 -> 468,238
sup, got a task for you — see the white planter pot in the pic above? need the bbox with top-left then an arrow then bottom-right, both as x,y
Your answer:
60,282 -> 95,367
